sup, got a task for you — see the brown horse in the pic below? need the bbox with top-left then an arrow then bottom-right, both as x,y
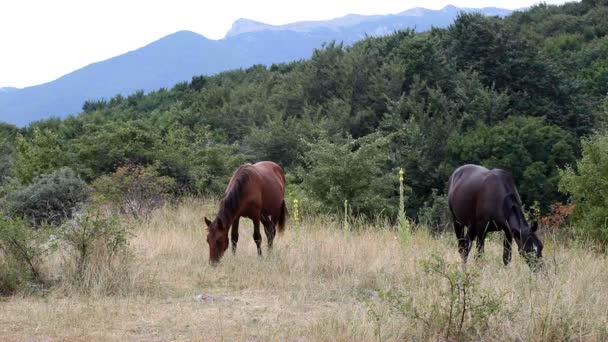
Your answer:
204,161 -> 287,264
448,164 -> 543,269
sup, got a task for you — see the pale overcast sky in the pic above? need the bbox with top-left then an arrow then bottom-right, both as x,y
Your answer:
1,0 -> 570,89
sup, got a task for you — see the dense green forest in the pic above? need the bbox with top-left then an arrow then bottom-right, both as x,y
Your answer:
1,0 -> 608,233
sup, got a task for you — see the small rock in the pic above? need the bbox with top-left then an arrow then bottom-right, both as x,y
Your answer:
195,293 -> 215,302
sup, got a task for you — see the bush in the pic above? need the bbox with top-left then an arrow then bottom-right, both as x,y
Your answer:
2,168 -> 90,227
0,214 -> 53,294
300,135 -> 396,217
559,132 -> 608,248
92,163 -> 176,220
58,209 -> 133,294
418,190 -> 451,234
362,255 -> 502,341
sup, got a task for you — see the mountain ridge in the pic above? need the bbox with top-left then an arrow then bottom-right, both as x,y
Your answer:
0,5 -> 513,127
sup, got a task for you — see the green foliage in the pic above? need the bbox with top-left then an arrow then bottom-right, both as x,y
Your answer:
419,190 -> 451,234
447,116 -> 577,211
2,168 -> 90,227
12,128 -> 67,185
559,132 -> 608,248
92,163 -> 175,219
2,0 -> 607,221
0,214 -> 54,293
0,125 -> 16,188
301,135 -> 396,217
58,209 -> 131,292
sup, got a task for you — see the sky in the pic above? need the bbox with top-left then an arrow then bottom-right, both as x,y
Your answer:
1,0 -> 571,89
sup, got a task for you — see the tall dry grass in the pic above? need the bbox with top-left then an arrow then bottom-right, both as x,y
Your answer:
1,198 -> 607,341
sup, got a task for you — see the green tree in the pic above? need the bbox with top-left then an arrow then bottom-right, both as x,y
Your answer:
447,116 -> 576,211
12,128 -> 67,185
560,132 -> 608,248
300,134 -> 396,217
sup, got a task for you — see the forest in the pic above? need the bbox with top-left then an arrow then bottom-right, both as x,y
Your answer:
1,0 -> 608,241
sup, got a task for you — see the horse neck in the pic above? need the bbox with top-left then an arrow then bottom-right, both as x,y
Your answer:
505,203 -> 533,247
217,167 -> 252,227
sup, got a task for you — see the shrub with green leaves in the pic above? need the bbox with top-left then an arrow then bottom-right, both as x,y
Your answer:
300,135 -> 396,217
418,190 -> 451,234
559,131 -> 608,248
92,163 -> 175,220
58,209 -> 132,293
2,168 -> 90,227
0,214 -> 54,294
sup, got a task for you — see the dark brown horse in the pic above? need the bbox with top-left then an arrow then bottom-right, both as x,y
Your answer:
448,164 -> 543,269
204,161 -> 287,264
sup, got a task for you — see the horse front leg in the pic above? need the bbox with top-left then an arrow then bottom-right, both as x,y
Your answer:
231,218 -> 240,254
503,230 -> 513,266
252,217 -> 262,257
475,225 -> 488,259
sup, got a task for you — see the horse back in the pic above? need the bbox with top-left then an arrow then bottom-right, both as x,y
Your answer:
250,161 -> 286,213
448,164 -> 510,227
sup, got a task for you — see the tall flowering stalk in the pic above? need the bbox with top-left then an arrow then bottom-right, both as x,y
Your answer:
293,199 -> 300,223
398,168 -> 411,246
343,199 -> 349,231
293,198 -> 301,239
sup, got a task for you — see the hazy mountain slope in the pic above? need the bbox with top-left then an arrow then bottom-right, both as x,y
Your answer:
0,5 -> 512,126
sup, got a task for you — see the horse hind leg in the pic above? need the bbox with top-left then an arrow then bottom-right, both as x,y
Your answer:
261,215 -> 275,251
252,217 -> 263,257
454,220 -> 471,264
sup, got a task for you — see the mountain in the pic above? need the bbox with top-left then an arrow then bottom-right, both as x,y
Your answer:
0,87 -> 18,94
0,5 -> 513,127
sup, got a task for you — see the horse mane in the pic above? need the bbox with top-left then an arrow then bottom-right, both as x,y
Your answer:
218,164 -> 254,226
492,169 -> 527,228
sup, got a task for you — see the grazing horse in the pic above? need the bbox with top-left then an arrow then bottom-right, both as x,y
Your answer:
448,164 -> 543,269
204,161 -> 287,264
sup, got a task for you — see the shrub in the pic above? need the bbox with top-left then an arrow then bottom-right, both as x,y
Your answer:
362,255 -> 502,341
58,209 -> 132,294
559,132 -> 608,248
2,168 -> 90,227
300,135 -> 396,217
0,214 -> 54,294
92,163 -> 176,220
418,190 -> 451,234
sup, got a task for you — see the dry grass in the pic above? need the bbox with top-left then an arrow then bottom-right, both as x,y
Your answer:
1,198 -> 608,341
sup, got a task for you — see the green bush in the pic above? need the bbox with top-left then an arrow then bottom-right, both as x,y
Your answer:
92,163 -> 175,220
300,135 -> 396,218
418,190 -> 451,234
559,132 -> 608,248
58,209 -> 132,294
0,214 -> 54,294
2,168 -> 90,227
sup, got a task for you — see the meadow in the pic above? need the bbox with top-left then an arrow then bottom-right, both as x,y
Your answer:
1,199 -> 607,342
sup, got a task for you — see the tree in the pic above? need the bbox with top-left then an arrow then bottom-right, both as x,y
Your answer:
300,135 -> 396,217
560,132 -> 608,248
447,116 -> 577,211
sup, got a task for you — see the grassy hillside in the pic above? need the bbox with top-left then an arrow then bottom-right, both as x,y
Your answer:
1,200 -> 607,341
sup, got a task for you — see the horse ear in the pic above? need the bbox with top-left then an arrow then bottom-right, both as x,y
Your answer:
204,217 -> 212,227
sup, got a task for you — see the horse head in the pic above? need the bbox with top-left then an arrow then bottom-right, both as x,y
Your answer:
517,221 -> 544,270
205,216 -> 229,264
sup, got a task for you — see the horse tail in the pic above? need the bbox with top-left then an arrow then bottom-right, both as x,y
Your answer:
278,200 -> 287,234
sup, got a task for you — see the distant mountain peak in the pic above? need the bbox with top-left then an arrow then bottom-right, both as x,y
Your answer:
0,87 -> 18,94
225,19 -> 276,38
224,5 -> 509,38
441,4 -> 460,11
